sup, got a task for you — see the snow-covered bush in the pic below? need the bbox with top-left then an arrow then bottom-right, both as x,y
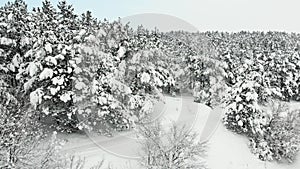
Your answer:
266,109 -> 300,162
222,73 -> 300,163
224,94 -> 300,162
0,78 -> 61,168
249,106 -> 300,163
249,138 -> 273,161
0,124 -> 104,169
138,122 -> 207,169
0,82 -> 104,168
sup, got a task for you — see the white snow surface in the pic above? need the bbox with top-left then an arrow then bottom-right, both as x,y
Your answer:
58,96 -> 300,169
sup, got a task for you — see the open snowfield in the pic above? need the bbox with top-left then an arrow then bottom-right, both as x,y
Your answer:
59,96 -> 300,169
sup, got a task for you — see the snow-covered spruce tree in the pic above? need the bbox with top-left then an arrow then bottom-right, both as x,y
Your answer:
138,122 -> 207,169
0,0 -> 34,96
124,28 -> 200,96
125,34 -> 176,95
120,28 -> 179,118
72,23 -> 178,133
16,0 -> 86,132
185,54 -> 227,107
165,31 -> 230,105
223,80 -> 271,137
207,31 -> 300,101
80,10 -> 99,31
0,1 -> 65,167
159,32 -> 197,94
12,0 -> 176,133
213,31 -> 300,163
71,29 -> 135,133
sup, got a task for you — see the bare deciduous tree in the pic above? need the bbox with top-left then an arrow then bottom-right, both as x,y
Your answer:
138,122 -> 207,169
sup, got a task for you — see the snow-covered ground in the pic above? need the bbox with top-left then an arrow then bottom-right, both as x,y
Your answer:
207,118 -> 300,169
59,95 -> 210,168
207,101 -> 300,169
59,96 -> 300,169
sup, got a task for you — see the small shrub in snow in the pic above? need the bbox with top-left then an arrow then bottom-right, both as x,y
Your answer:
225,96 -> 300,163
268,110 -> 300,162
0,86 -> 105,168
138,122 -> 207,169
222,81 -> 300,163
250,108 -> 300,163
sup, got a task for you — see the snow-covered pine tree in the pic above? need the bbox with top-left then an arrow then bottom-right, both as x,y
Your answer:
17,0 -> 83,132
80,10 -> 98,29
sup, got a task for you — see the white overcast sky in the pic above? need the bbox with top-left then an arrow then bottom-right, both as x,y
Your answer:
1,0 -> 299,32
